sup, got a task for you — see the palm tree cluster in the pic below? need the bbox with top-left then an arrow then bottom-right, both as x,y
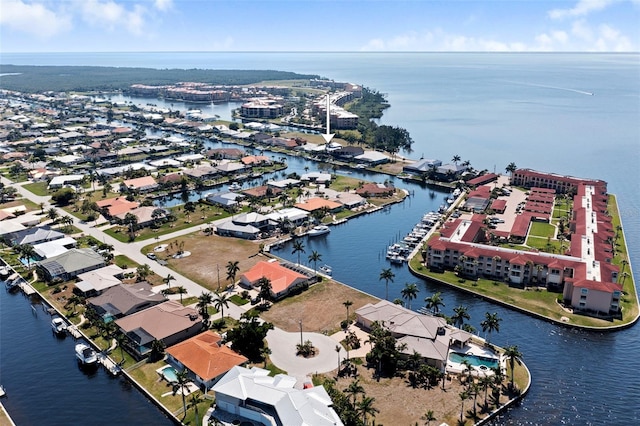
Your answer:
319,377 -> 380,426
365,321 -> 405,379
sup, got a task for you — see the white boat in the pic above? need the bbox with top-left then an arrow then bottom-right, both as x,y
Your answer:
75,343 -> 97,365
51,316 -> 68,334
319,264 -> 333,275
0,266 -> 9,278
388,254 -> 406,264
228,182 -> 242,191
307,225 -> 330,237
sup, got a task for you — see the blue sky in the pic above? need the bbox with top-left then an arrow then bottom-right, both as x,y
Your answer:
1,0 -> 639,52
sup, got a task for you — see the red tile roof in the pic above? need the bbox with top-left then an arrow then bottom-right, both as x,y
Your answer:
166,331 -> 247,381
242,261 -> 308,295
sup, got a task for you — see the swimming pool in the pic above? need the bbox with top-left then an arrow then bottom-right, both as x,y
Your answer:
160,366 -> 178,382
448,352 -> 499,369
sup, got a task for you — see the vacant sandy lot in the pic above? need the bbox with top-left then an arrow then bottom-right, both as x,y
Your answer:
154,232 -> 268,290
261,280 -> 378,334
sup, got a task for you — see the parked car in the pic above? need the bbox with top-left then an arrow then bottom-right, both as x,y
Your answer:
146,252 -> 157,260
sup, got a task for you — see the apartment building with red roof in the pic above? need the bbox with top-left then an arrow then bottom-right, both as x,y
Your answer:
426,171 -> 622,318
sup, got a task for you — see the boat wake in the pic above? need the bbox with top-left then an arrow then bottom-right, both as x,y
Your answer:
504,80 -> 593,96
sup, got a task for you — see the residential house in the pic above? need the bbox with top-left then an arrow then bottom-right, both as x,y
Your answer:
95,197 -> 140,217
87,281 -> 166,320
239,260 -> 311,300
165,331 -> 248,390
37,248 -> 106,282
121,175 -> 159,193
356,300 -> 472,371
212,366 -> 343,426
115,301 -> 203,360
73,264 -> 125,297
4,225 -> 65,247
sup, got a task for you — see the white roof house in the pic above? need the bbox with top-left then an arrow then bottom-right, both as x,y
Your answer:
32,237 -> 77,259
48,174 -> 84,188
213,366 -> 343,426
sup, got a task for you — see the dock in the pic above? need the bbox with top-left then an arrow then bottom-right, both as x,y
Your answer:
19,282 -> 36,296
97,352 -> 122,376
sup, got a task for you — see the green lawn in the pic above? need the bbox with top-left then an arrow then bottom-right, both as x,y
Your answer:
529,222 -> 556,238
22,181 -> 50,196
229,294 -> 249,306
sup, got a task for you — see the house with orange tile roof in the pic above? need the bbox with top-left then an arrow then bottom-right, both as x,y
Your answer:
121,175 -> 158,193
240,259 -> 311,300
95,197 -> 140,217
165,331 -> 248,390
294,197 -> 342,214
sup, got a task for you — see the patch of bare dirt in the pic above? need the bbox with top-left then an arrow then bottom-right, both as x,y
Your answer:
261,280 -> 378,334
157,232 -> 268,291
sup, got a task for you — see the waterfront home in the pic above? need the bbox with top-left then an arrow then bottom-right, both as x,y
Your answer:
73,264 -> 125,297
265,207 -> 309,228
402,158 -> 442,175
115,300 -> 203,360
215,221 -> 261,240
294,197 -> 343,215
32,237 -> 77,259
205,147 -> 244,160
95,197 -> 140,217
356,300 -> 472,371
165,331 -> 248,390
239,260 -> 311,300
212,366 -> 343,426
114,206 -> 168,228
87,281 -> 166,320
121,176 -> 159,193
3,225 -> 64,247
37,248 -> 106,282
355,182 -> 395,198
204,192 -> 244,210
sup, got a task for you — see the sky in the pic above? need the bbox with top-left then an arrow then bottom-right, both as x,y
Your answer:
1,0 -> 639,52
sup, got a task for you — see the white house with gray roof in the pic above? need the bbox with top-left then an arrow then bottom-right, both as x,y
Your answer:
212,366 -> 343,426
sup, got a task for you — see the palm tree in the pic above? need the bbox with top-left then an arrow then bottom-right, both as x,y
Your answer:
425,291 -> 445,315
421,410 -> 436,426
480,312 -> 502,344
308,250 -> 322,274
173,369 -> 190,419
163,273 -> 176,289
260,346 -> 272,369
343,300 -> 353,325
357,395 -> 379,426
213,291 -> 230,321
136,264 -> 152,282
504,345 -> 523,390
291,239 -> 305,265
175,286 -> 187,304
505,162 -> 517,177
451,305 -> 470,328
459,390 -> 470,423
344,379 -> 365,405
226,260 -> 240,287
452,154 -> 461,165
47,207 -> 59,223
16,244 -> 36,270
379,268 -> 395,301
197,292 -> 213,326
188,392 -> 204,426
401,282 -> 419,310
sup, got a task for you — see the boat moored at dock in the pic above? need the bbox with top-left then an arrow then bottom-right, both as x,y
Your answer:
75,343 -> 98,365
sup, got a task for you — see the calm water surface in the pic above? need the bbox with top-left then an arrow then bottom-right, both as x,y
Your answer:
1,52 -> 638,425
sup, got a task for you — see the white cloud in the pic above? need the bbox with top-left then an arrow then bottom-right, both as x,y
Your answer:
549,0 -> 618,20
76,0 -> 147,35
361,30 -> 528,52
0,0 -> 71,38
154,0 -> 173,11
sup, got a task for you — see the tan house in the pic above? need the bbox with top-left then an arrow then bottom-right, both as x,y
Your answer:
115,301 -> 203,359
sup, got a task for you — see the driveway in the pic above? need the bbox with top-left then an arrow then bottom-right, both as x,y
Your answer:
266,327 -> 345,386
